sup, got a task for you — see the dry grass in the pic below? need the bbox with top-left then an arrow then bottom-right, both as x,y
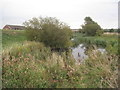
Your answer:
2,41 -> 118,88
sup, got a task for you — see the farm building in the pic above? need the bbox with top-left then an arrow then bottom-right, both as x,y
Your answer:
3,25 -> 25,30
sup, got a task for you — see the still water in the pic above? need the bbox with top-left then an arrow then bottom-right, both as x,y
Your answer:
72,44 -> 106,62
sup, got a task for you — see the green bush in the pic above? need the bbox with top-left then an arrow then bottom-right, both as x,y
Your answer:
82,17 -> 103,36
25,29 -> 42,41
24,17 -> 73,49
96,29 -> 104,36
109,29 -> 114,32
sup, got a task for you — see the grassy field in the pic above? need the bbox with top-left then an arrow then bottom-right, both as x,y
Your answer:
2,30 -> 118,88
2,30 -> 26,48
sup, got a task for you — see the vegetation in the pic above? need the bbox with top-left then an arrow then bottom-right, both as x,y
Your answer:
109,29 -> 114,32
104,29 -> 118,32
2,30 -> 118,88
24,17 -> 73,49
2,30 -> 26,48
2,16 -> 118,88
81,17 -> 103,36
3,41 -> 51,60
96,30 -> 104,36
72,33 -> 118,55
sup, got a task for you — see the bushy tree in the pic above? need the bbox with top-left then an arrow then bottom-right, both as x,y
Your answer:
82,17 -> 103,36
109,29 -> 114,32
96,29 -> 104,36
23,17 -> 73,49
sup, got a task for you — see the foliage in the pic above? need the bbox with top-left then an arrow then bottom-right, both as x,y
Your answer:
2,42 -> 118,88
2,30 -> 118,88
118,29 -> 120,33
3,55 -> 50,88
25,29 -> 41,41
109,29 -> 114,32
106,43 -> 118,55
3,41 -> 51,61
96,29 -> 104,36
2,41 -> 75,88
72,33 -> 118,54
24,17 -> 73,49
81,17 -> 103,36
80,47 -> 118,88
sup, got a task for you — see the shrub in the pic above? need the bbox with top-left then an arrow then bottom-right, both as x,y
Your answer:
25,29 -> 42,41
96,29 -> 104,36
82,17 -> 103,36
24,17 -> 73,49
109,29 -> 114,32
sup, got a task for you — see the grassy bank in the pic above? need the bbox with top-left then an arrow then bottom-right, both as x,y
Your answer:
2,30 -> 26,48
73,33 -> 118,54
2,30 -> 118,88
2,41 -> 118,88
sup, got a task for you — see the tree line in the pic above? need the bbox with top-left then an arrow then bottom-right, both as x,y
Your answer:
23,16 -> 104,50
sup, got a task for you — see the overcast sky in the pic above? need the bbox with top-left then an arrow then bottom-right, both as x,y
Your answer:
0,0 -> 119,29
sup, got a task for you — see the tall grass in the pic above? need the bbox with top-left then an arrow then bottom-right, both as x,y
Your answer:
79,48 -> 118,88
2,41 -> 118,88
3,41 -> 51,61
2,30 -> 118,88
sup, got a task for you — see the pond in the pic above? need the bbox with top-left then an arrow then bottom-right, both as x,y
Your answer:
72,44 -> 106,62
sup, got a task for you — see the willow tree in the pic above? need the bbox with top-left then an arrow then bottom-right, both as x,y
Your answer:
23,17 -> 73,49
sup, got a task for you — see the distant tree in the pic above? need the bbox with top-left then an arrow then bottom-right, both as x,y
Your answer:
84,17 -> 94,24
78,29 -> 82,33
82,17 -> 103,36
96,29 -> 104,36
109,29 -> 114,32
23,17 -> 73,49
118,29 -> 120,33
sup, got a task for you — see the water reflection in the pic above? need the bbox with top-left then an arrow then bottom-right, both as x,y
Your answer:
72,44 -> 87,62
98,48 -> 106,54
72,44 -> 106,62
